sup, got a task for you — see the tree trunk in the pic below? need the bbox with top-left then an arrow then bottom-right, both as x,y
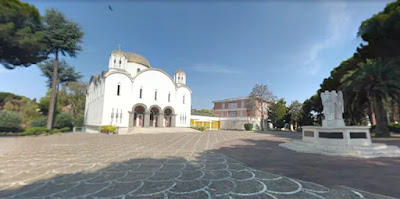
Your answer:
391,99 -> 398,123
367,97 -> 376,126
374,95 -> 390,137
47,52 -> 59,129
260,101 -> 264,131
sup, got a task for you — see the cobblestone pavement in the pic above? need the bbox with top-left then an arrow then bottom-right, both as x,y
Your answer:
0,131 -> 394,199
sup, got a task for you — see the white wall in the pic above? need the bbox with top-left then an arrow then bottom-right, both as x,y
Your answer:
84,77 -> 105,126
125,62 -> 148,77
99,68 -> 192,128
102,72 -> 133,127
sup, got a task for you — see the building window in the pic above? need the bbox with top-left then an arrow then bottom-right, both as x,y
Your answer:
117,84 -> 120,96
228,102 -> 237,109
222,102 -> 225,109
241,100 -> 245,108
228,111 -> 237,117
241,110 -> 245,117
155,90 -> 157,101
168,92 -> 170,102
139,88 -> 142,99
183,95 -> 185,104
137,68 -> 140,73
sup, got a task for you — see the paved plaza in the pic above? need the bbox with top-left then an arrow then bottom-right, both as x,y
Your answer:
0,131 -> 397,198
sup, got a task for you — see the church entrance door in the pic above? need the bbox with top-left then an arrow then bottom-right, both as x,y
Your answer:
150,107 -> 160,127
136,114 -> 143,127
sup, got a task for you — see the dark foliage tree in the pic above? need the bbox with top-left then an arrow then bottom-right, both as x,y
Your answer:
0,0 -> 47,69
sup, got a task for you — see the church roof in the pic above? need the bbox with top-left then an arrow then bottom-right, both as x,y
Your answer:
112,50 -> 151,68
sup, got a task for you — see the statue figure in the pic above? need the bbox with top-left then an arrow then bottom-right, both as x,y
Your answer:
321,91 -> 335,120
320,90 -> 345,127
335,91 -> 344,120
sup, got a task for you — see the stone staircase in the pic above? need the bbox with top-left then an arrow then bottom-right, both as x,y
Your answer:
120,127 -> 201,135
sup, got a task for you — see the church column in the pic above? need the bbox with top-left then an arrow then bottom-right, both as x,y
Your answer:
144,112 -> 150,127
171,114 -> 176,127
157,113 -> 164,127
128,111 -> 134,127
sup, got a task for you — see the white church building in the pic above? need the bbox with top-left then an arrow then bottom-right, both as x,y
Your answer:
84,49 -> 192,133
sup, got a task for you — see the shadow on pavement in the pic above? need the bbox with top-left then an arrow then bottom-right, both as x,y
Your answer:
211,133 -> 400,198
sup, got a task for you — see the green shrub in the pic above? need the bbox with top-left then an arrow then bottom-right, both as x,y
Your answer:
74,114 -> 84,127
101,125 -> 116,133
244,123 -> 253,131
31,116 -> 47,127
24,127 -> 50,136
50,129 -> 61,135
54,112 -> 74,129
18,132 -> 26,136
0,110 -> 22,133
59,127 -> 71,132
388,123 -> 400,133
191,126 -> 207,132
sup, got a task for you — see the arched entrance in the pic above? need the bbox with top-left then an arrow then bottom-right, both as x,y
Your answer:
163,107 -> 174,127
149,106 -> 161,127
132,104 -> 146,127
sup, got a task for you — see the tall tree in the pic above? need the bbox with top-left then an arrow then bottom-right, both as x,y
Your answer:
38,59 -> 82,89
342,58 -> 400,137
42,9 -> 83,129
268,99 -> 287,129
0,0 -> 47,69
288,100 -> 302,130
58,82 -> 86,118
248,83 -> 276,131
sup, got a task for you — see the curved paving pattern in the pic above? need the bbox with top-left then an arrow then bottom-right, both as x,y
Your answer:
0,131 -> 393,198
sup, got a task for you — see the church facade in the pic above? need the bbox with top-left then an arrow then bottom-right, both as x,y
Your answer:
84,49 -> 192,133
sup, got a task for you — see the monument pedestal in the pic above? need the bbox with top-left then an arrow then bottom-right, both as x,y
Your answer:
302,126 -> 371,146
280,125 -> 400,158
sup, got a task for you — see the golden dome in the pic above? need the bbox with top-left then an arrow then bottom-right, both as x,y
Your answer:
112,50 -> 151,68
176,68 -> 185,73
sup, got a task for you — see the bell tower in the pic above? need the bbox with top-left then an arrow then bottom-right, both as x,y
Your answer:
174,69 -> 186,85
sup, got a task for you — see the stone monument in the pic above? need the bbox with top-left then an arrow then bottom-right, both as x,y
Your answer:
280,90 -> 400,158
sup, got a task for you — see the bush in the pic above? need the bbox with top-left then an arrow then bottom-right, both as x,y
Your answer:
388,123 -> 400,133
59,127 -> 71,132
101,125 -> 117,134
0,111 -> 22,133
23,127 -> 50,136
54,112 -> 74,129
74,114 -> 84,127
244,123 -> 253,131
50,129 -> 61,135
31,116 -> 47,127
191,126 -> 207,132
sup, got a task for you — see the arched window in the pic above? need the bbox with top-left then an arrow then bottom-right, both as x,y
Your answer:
155,90 -> 157,101
117,84 -> 121,96
168,92 -> 170,102
137,68 -> 140,73
183,94 -> 185,104
139,87 -> 143,99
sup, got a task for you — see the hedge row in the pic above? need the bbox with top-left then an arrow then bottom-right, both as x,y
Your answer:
18,127 -> 70,136
191,126 -> 207,132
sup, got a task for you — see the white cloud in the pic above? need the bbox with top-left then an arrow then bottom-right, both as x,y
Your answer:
301,1 -> 351,75
191,64 -> 242,74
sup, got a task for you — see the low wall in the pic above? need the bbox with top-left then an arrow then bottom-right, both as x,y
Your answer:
85,125 -> 101,133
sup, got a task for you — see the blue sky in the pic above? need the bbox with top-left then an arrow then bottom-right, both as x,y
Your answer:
0,0 -> 393,109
